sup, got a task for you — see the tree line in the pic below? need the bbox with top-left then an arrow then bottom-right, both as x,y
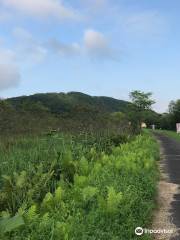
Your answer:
129,90 -> 180,131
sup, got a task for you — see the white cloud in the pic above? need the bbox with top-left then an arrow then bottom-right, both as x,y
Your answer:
22,45 -> 47,64
48,39 -> 81,56
13,27 -> 47,64
0,11 -> 12,22
0,44 -> 21,91
84,0 -> 107,6
0,48 -> 15,64
49,29 -> 118,60
79,0 -> 108,10
0,64 -> 20,90
0,26 -> 48,91
2,0 -> 78,20
79,1 -> 167,39
83,29 -> 119,60
13,27 -> 33,41
84,29 -> 107,51
122,10 -> 166,37
0,48 -> 20,91
84,29 -> 114,59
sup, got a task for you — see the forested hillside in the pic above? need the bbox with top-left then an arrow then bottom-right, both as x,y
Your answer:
0,92 -> 130,135
0,91 -> 161,136
7,92 -> 130,114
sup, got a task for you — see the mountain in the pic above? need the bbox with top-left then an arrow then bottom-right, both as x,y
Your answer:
7,92 -> 130,115
0,92 -> 131,136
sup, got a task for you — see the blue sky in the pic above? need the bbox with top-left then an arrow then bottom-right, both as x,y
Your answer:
0,0 -> 180,112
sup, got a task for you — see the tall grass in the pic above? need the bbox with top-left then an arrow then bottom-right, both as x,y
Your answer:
0,132 -> 159,239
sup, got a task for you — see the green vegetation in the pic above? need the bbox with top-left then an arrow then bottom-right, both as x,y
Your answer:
0,91 -> 160,136
129,90 -> 158,130
1,92 -> 131,136
129,91 -> 155,111
0,90 -> 162,239
159,100 -> 180,130
0,132 -> 159,240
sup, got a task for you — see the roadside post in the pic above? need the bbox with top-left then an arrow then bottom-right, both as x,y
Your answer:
176,123 -> 180,133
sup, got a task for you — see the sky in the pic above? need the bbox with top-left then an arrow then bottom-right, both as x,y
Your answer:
0,0 -> 180,113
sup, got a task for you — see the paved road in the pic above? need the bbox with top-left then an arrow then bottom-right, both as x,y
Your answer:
155,132 -> 180,240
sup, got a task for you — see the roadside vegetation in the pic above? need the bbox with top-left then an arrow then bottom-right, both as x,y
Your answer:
0,90 -> 160,239
159,100 -> 180,130
156,130 -> 180,141
0,132 -> 159,240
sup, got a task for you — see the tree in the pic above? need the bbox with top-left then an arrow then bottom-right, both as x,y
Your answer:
129,90 -> 156,130
160,113 -> 173,130
129,90 -> 155,111
168,100 -> 180,129
111,112 -> 126,123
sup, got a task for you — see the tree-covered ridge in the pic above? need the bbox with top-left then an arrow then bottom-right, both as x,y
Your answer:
0,91 -> 161,136
0,92 -> 131,136
6,92 -> 130,114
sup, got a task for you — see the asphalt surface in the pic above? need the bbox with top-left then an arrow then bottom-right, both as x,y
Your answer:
154,132 -> 180,240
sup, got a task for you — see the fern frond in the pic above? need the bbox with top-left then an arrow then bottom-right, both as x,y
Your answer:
106,187 -> 123,214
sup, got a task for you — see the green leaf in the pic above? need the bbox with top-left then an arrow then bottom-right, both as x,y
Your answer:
0,214 -> 25,233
